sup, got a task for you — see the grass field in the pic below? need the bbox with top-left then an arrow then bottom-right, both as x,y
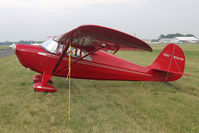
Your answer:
0,45 -> 9,49
0,44 -> 199,133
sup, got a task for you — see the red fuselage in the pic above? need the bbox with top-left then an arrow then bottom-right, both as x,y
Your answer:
15,44 -> 171,81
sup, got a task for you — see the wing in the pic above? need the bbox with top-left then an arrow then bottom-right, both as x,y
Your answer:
57,25 -> 152,52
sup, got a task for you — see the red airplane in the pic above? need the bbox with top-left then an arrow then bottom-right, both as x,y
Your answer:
13,25 -> 186,92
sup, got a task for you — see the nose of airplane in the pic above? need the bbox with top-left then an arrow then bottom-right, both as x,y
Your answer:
14,44 -> 30,68
15,44 -> 27,56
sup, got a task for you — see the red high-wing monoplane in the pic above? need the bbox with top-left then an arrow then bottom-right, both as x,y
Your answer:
13,25 -> 186,92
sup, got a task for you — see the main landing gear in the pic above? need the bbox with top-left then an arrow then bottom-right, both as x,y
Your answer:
33,73 -> 57,92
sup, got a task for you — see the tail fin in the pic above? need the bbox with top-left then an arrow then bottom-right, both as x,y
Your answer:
150,44 -> 185,81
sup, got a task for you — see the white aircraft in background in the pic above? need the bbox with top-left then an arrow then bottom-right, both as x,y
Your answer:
9,43 -> 16,49
9,42 -> 42,49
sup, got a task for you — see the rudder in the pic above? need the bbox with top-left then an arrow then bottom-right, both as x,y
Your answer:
150,44 -> 185,81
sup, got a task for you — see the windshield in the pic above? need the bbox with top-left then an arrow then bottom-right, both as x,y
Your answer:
41,39 -> 58,54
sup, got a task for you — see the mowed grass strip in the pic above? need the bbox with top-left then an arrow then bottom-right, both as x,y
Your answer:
0,44 -> 199,133
0,46 -> 9,49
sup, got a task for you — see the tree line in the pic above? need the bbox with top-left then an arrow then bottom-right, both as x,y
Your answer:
0,40 -> 43,45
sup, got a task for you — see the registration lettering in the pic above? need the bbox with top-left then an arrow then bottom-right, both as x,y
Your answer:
163,52 -> 170,57
173,56 -> 184,61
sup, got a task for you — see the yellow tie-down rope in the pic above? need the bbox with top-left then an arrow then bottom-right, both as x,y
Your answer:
66,42 -> 72,120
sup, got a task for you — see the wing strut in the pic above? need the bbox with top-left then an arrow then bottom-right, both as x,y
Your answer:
52,39 -> 71,75
54,44 -> 106,74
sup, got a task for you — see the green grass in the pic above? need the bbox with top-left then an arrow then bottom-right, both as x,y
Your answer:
0,45 -> 9,49
0,44 -> 199,133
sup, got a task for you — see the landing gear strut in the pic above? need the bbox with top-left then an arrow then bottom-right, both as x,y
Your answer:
33,73 -> 57,92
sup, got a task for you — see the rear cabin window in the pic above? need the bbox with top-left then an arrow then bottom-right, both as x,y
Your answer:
66,47 -> 92,61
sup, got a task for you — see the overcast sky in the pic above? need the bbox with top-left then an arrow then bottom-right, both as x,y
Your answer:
0,0 -> 198,41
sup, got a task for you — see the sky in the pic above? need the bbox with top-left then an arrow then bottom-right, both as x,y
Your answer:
0,0 -> 198,41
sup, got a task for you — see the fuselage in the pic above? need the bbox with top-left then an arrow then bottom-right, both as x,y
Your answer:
15,44 -> 169,81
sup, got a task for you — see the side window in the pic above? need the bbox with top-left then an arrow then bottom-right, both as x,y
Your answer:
81,50 -> 92,61
57,41 -> 92,61
67,47 -> 92,61
72,37 -> 93,46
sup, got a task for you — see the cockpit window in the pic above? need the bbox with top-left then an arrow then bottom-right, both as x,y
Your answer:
41,39 -> 58,54
42,38 -> 92,61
